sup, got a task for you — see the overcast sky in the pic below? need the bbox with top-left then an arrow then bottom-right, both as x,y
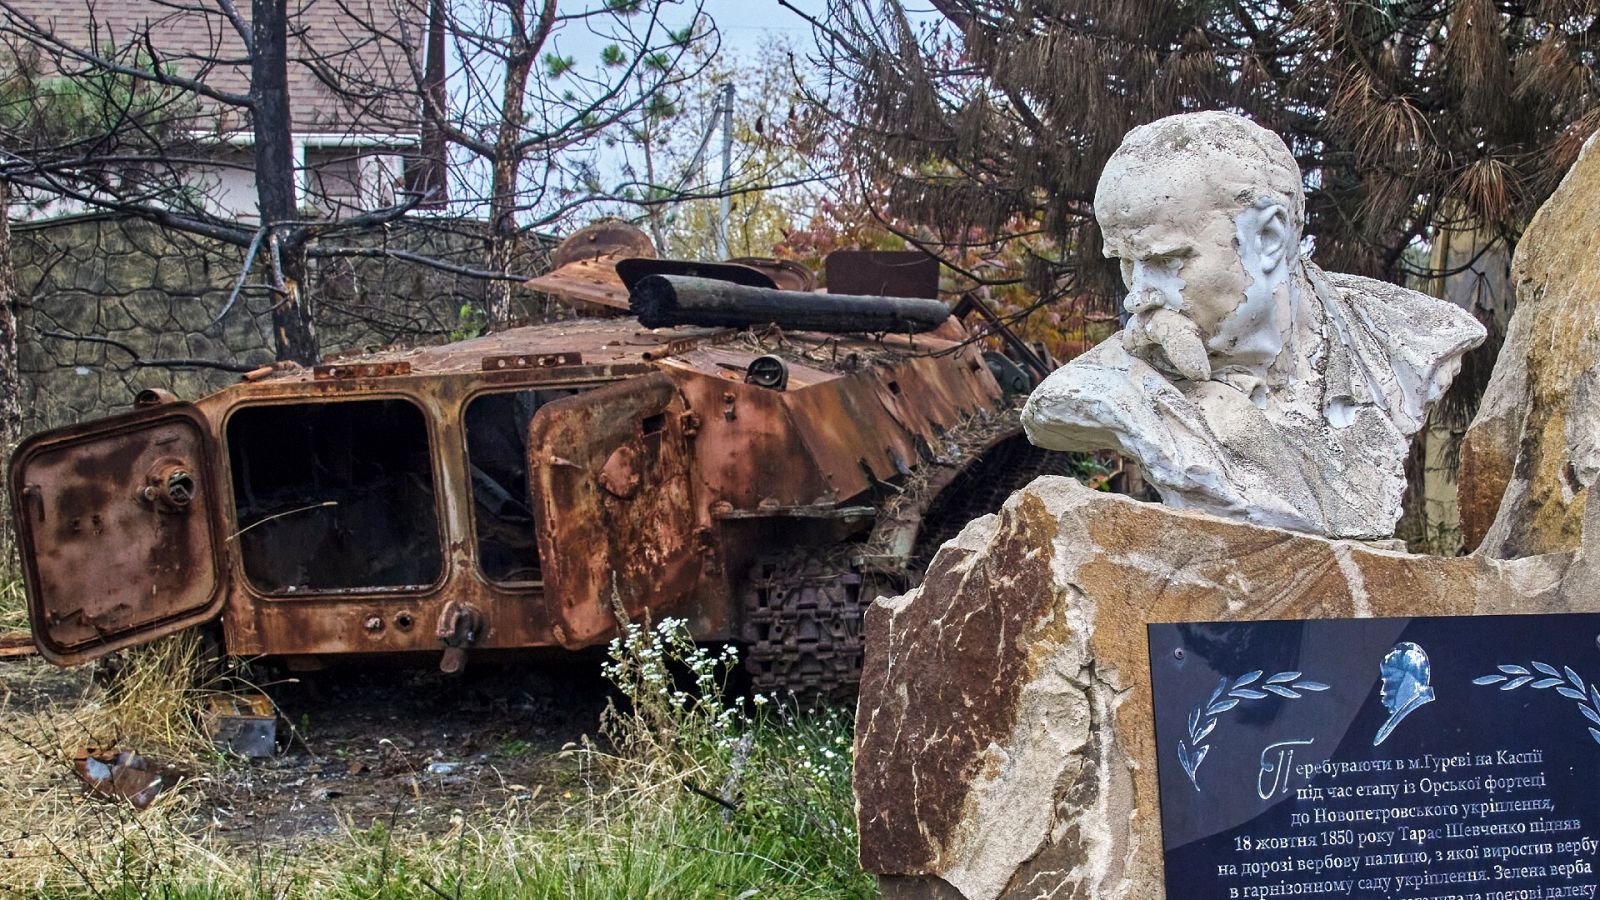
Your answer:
698,0 -> 825,46
543,0 -> 829,67
454,1 -> 936,227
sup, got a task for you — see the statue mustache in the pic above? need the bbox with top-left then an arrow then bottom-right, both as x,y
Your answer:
1123,302 -> 1212,382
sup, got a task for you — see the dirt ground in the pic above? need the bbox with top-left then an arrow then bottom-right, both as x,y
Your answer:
0,655 -> 614,849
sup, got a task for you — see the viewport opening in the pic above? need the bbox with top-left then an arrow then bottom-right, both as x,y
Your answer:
463,388 -> 585,583
227,398 -> 443,593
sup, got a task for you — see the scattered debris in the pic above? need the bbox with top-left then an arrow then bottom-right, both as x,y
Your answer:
74,747 -> 176,809
0,632 -> 37,660
204,694 -> 278,758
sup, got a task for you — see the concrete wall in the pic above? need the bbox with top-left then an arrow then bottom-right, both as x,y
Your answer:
11,215 -> 546,436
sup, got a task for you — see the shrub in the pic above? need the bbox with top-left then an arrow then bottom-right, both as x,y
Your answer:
587,616 -> 870,897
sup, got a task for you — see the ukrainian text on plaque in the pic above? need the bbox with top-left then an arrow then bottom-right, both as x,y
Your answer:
1150,615 -> 1600,899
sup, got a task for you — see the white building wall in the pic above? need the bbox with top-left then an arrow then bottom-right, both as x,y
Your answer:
10,137 -> 419,225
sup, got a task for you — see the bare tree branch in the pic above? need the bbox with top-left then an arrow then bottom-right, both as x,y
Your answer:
39,329 -> 259,372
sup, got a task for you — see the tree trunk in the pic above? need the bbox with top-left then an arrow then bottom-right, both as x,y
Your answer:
271,233 -> 318,364
485,152 -> 520,325
486,215 -> 517,326
0,183 -> 21,566
483,4 -> 536,328
405,0 -> 450,208
639,106 -> 668,253
253,0 -> 320,364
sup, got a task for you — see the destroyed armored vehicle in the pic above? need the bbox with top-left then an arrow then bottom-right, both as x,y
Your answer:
8,234 -> 1075,698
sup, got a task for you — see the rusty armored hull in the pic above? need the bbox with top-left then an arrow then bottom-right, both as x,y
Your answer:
9,308 -> 1047,694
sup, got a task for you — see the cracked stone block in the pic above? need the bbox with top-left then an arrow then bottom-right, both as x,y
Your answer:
1460,130 -> 1600,558
855,477 -> 1600,899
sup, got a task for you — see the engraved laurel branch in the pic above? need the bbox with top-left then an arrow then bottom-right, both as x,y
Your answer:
1179,671 -> 1330,791
1473,662 -> 1600,748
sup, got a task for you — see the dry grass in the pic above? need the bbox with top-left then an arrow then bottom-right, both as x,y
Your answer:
0,632 -> 242,897
0,566 -> 222,762
0,567 -> 25,634
0,616 -> 871,898
89,633 -> 220,760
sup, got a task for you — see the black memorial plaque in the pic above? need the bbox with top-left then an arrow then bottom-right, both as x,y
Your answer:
1149,614 -> 1600,900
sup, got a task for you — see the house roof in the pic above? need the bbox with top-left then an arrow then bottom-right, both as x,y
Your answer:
3,0 -> 425,136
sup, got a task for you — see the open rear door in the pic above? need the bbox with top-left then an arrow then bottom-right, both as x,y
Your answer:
8,404 -> 228,664
528,374 -> 702,648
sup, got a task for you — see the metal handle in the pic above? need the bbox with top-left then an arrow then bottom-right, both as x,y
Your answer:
22,484 -> 43,523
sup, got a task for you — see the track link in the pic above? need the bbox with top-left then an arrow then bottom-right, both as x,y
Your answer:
740,553 -> 865,705
910,436 -> 1083,572
741,439 -> 1088,703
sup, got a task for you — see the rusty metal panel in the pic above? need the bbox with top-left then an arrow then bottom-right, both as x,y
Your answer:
242,320 -> 723,383
868,348 -> 1003,447
670,374 -> 832,513
780,369 -> 925,497
480,362 -> 653,387
726,257 -> 816,292
702,344 -> 1005,510
525,257 -> 633,315
528,374 -> 707,647
8,404 -> 227,665
824,250 -> 941,298
0,632 -> 37,659
206,371 -> 693,661
212,377 -> 537,660
525,221 -> 656,316
313,361 -> 412,380
480,352 -> 583,371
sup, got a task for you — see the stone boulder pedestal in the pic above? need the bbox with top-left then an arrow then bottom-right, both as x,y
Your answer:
854,477 -> 1599,899
1459,130 -> 1600,557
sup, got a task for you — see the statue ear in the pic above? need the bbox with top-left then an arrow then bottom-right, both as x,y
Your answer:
1255,204 -> 1290,273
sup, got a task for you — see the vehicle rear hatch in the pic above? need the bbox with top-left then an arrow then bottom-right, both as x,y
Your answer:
8,403 -> 228,664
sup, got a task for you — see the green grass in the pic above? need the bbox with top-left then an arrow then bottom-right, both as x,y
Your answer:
22,780 -> 869,899
497,738 -> 535,758
1,618 -> 875,899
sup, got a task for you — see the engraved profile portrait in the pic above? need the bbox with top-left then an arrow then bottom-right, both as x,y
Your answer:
1021,111 -> 1486,539
1374,642 -> 1435,746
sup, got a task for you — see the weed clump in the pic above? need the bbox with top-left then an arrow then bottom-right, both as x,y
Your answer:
90,631 -> 221,761
0,635 -> 231,897
587,617 -> 867,893
270,621 -> 871,897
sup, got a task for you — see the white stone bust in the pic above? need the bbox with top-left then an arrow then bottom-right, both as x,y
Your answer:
1022,112 -> 1486,539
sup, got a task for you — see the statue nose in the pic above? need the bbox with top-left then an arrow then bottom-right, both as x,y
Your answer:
1124,287 -> 1165,314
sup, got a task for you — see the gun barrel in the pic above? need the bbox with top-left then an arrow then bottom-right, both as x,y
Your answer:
630,274 -> 951,334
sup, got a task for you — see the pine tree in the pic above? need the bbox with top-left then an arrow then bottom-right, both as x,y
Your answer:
813,0 -> 1599,300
